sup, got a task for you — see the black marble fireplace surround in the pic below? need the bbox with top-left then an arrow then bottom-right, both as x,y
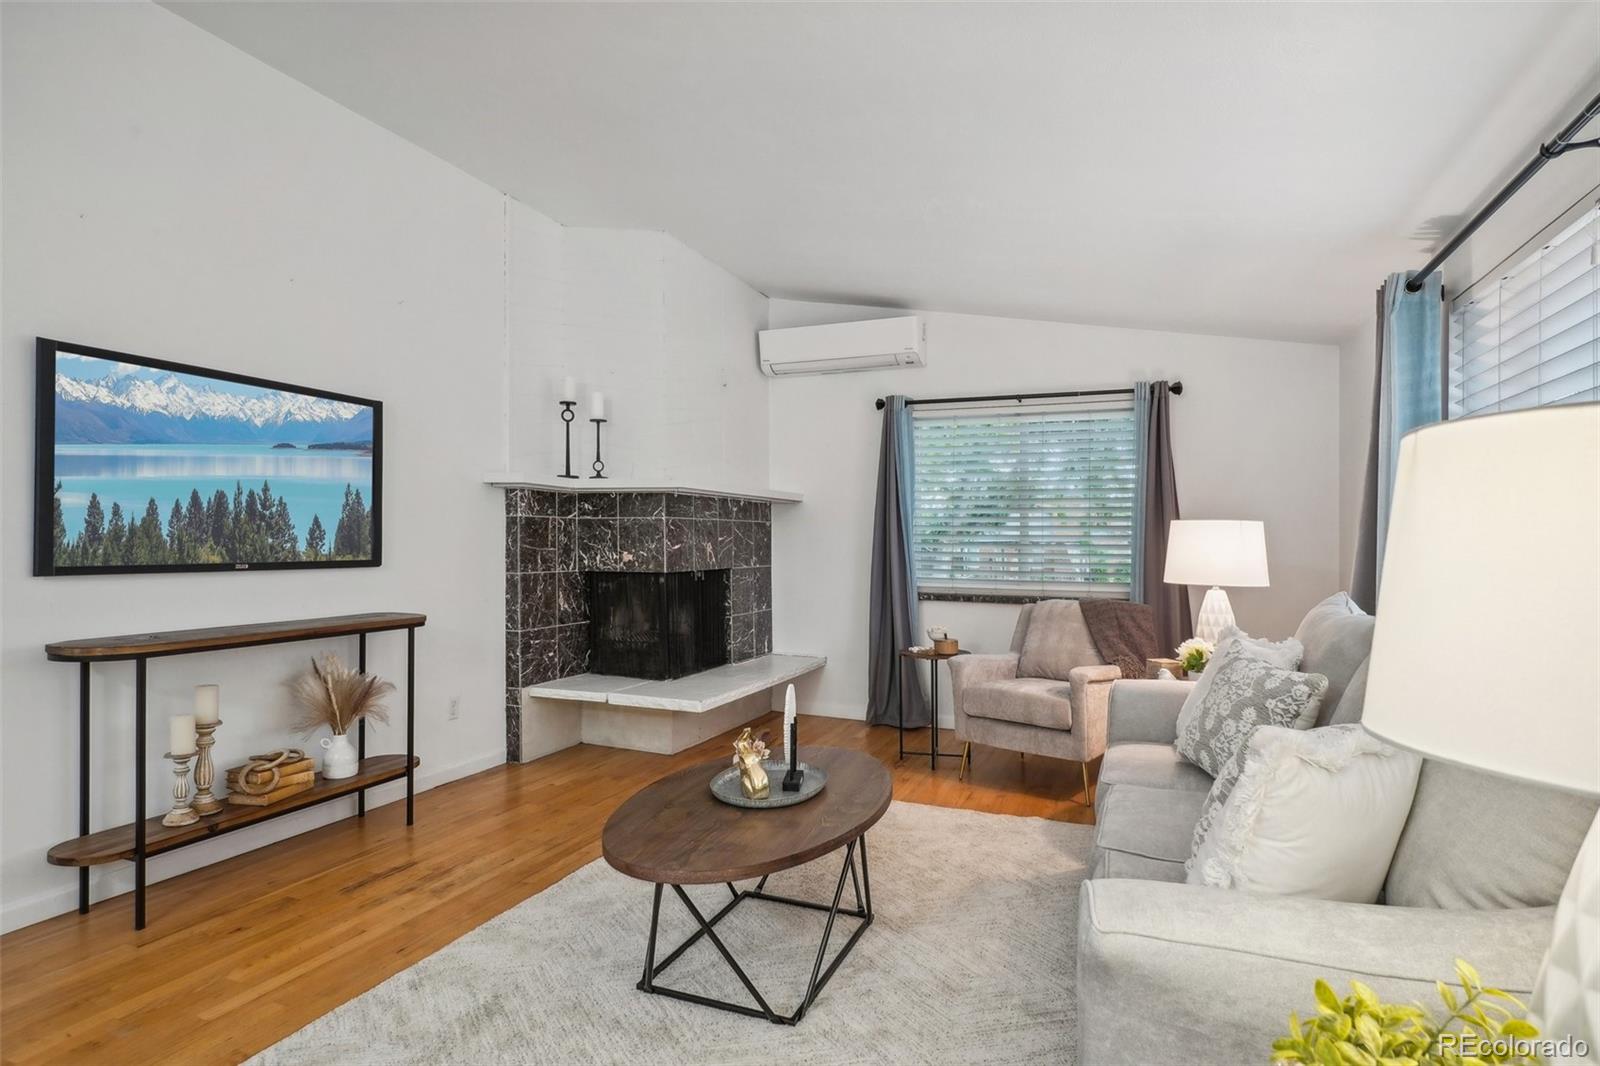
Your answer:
504,489 -> 772,760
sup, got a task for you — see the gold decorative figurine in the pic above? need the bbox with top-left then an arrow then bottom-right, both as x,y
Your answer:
732,728 -> 772,800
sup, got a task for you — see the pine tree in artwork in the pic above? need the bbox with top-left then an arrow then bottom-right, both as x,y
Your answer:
106,502 -> 127,565
185,490 -> 206,546
305,514 -> 327,560
207,489 -> 230,551
167,499 -> 186,561
271,496 -> 298,561
352,488 -> 371,558
332,484 -> 358,558
80,493 -> 106,563
51,481 -> 68,566
134,498 -> 166,565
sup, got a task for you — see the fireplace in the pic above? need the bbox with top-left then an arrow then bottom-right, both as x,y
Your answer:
587,570 -> 730,680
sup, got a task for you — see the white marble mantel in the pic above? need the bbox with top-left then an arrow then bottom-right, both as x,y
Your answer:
519,654 -> 826,759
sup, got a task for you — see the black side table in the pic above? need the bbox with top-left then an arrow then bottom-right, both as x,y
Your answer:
897,647 -> 969,771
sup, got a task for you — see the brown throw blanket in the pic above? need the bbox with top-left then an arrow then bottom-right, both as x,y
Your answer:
1079,598 -> 1160,681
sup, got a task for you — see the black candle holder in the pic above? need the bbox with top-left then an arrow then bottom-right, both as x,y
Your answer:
589,418 -> 608,479
558,401 -> 579,479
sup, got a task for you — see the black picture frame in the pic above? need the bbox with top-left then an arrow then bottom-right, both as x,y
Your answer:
33,337 -> 383,576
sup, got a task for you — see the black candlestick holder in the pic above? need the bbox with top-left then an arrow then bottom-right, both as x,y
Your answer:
558,401 -> 578,479
590,418 -> 608,479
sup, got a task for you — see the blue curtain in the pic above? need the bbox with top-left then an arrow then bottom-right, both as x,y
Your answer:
1351,272 -> 1444,609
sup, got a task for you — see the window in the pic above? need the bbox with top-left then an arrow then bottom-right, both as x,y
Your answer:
911,399 -> 1137,599
1448,200 -> 1599,417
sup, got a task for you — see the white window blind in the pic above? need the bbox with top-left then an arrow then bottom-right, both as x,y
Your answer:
911,400 -> 1137,598
1449,200 -> 1600,417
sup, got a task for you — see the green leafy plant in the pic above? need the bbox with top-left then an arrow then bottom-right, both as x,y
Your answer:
1272,959 -> 1541,1066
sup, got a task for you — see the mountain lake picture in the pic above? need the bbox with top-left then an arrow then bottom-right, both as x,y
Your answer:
42,346 -> 379,572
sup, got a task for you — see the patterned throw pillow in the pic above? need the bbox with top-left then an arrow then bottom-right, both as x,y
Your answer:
1174,625 -> 1303,745
1175,651 -> 1329,867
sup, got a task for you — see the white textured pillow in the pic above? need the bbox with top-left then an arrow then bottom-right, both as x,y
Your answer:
1188,725 -> 1422,903
1175,625 -> 1303,742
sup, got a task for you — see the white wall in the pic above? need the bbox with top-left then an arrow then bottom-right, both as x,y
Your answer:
0,3 -> 769,932
768,299 -> 1342,723
506,224 -> 770,489
1338,314 -> 1376,585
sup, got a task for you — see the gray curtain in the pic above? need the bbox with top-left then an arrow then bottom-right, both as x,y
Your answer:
1133,381 -> 1192,654
867,395 -> 928,727
1351,272 -> 1445,612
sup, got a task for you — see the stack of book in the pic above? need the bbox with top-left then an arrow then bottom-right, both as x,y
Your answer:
226,756 -> 316,806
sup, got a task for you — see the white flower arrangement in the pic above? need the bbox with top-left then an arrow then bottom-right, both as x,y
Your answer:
1175,637 -> 1215,675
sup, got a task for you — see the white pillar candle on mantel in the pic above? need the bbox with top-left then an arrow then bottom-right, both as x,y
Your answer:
561,376 -> 577,403
194,684 -> 220,726
590,391 -> 606,420
169,714 -> 197,756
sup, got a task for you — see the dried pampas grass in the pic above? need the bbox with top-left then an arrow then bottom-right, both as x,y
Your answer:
289,653 -> 394,736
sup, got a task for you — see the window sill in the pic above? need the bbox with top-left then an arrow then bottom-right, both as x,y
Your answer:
916,589 -> 1131,605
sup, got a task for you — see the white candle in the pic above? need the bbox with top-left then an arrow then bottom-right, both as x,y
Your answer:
783,684 -> 797,767
561,376 -> 577,403
169,714 -> 197,756
194,684 -> 220,725
590,391 -> 606,420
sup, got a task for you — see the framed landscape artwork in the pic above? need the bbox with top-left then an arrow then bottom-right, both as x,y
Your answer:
33,338 -> 382,576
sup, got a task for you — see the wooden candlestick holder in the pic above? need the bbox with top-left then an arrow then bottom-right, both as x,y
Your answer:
192,720 -> 223,815
162,752 -> 200,827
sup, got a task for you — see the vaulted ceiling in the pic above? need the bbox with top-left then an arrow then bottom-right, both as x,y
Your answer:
166,1 -> 1599,343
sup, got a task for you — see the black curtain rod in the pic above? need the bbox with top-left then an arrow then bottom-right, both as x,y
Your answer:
873,381 -> 1181,410
1405,89 -> 1600,293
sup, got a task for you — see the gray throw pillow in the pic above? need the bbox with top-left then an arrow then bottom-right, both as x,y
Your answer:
1176,653 -> 1329,867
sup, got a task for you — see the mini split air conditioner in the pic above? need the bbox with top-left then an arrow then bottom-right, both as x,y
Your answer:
758,315 -> 925,377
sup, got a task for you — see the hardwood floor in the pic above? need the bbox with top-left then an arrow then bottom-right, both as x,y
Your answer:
0,714 -> 1096,1066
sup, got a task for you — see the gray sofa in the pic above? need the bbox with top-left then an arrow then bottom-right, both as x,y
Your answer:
1077,594 -> 1600,1065
948,601 -> 1119,798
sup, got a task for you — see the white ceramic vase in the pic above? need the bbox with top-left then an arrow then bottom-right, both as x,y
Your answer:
320,732 -> 359,779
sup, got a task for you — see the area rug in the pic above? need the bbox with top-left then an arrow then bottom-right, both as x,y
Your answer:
248,801 -> 1094,1066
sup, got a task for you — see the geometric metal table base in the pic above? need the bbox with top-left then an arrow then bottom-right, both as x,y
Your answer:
638,835 -> 873,1026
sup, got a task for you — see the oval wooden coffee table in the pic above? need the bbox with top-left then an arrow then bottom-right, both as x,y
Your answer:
603,745 -> 891,1026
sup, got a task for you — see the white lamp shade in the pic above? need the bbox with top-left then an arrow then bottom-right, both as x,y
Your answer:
1361,405 -> 1600,795
1163,520 -> 1269,587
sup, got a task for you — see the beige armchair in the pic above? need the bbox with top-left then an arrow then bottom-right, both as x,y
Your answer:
947,600 -> 1119,799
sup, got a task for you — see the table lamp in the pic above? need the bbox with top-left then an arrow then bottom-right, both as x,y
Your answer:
1360,404 -> 1599,1058
1163,519 -> 1270,643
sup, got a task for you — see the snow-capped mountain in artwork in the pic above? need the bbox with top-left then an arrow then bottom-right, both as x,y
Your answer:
55,367 -> 374,445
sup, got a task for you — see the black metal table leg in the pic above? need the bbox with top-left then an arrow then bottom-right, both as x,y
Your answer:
634,835 -> 874,1025
357,633 -> 367,817
78,663 -> 90,914
897,672 -> 904,760
134,657 -> 147,931
405,627 -> 415,826
929,662 -> 939,771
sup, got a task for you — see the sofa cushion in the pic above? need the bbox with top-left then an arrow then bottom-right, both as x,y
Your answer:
1385,760 -> 1600,910
1294,592 -> 1376,726
1326,657 -> 1369,725
963,677 -> 1073,730
1016,599 -> 1103,682
1099,742 -> 1214,796
1093,782 -> 1207,879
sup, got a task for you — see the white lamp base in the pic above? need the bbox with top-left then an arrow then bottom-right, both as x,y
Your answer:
1194,586 -> 1236,645
1531,810 -> 1599,1063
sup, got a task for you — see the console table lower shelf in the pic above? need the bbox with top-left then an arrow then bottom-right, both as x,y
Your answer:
47,755 -> 419,866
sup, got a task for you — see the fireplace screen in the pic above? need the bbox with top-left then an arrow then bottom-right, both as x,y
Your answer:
587,570 -> 730,680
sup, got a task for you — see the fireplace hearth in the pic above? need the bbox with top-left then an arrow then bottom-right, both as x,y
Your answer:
588,569 -> 730,680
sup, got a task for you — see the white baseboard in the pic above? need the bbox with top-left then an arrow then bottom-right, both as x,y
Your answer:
0,747 -> 507,935
801,701 -> 955,730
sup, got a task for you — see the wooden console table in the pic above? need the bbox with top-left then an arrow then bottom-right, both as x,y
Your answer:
45,612 -> 425,930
